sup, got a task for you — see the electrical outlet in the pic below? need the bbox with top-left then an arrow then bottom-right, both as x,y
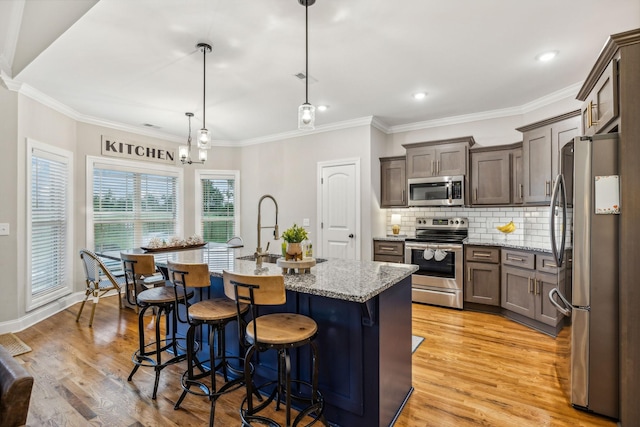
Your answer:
303,218 -> 310,227
0,223 -> 9,236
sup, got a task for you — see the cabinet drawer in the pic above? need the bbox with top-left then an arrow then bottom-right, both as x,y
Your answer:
536,254 -> 560,274
502,250 -> 535,269
373,254 -> 404,263
465,246 -> 500,263
373,240 -> 404,256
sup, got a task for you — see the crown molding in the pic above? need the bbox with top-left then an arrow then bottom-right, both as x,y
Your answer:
234,116 -> 375,147
3,73 -> 585,146
389,82 -> 583,134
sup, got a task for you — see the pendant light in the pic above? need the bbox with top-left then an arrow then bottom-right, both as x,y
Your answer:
179,112 -> 207,164
298,0 -> 316,130
196,42 -> 212,149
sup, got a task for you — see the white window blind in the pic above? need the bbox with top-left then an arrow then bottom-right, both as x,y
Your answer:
28,141 -> 73,309
93,166 -> 178,253
198,172 -> 239,243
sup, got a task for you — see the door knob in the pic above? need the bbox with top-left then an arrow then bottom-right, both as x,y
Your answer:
348,234 -> 354,238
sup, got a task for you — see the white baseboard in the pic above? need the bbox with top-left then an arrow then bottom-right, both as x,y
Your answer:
0,290 -> 120,334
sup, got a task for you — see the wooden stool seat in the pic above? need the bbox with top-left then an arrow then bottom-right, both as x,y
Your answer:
137,286 -> 191,304
188,298 -> 248,322
247,313 -> 318,345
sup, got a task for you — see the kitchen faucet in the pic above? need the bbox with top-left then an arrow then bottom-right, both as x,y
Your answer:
255,194 -> 279,267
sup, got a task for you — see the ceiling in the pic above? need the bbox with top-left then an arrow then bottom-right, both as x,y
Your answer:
1,0 -> 639,144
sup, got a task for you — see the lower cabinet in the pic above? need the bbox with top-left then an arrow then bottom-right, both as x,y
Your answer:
464,246 -> 500,306
373,239 -> 404,263
500,250 -> 564,328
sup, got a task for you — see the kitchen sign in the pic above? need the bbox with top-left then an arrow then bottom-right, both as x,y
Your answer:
101,135 -> 176,165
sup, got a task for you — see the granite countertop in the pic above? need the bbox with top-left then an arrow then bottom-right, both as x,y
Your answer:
373,235 -> 410,242
125,243 -> 417,304
464,237 -> 555,253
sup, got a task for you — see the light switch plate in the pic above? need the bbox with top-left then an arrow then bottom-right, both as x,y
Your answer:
303,218 -> 310,226
0,223 -> 9,236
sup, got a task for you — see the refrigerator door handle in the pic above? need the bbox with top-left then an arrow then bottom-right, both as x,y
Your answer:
549,174 -> 567,267
548,287 -> 572,317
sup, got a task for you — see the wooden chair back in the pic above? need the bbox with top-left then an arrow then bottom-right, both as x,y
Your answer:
120,253 -> 157,276
167,261 -> 210,289
222,270 -> 286,306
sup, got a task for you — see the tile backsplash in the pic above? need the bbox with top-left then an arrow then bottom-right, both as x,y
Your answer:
386,206 -> 573,248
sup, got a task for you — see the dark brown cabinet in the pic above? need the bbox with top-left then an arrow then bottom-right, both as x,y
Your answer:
380,156 -> 406,208
500,249 -> 564,328
469,142 -> 522,206
581,59 -> 618,136
517,112 -> 580,204
465,246 -> 500,306
511,146 -> 524,204
373,240 -> 404,263
403,137 -> 473,179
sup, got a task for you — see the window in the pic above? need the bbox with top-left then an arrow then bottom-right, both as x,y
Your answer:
195,170 -> 239,243
26,139 -> 74,310
87,157 -> 183,258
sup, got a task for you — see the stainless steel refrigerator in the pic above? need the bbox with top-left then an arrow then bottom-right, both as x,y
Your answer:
548,133 -> 619,419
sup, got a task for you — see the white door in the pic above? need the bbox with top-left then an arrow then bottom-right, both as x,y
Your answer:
318,160 -> 360,260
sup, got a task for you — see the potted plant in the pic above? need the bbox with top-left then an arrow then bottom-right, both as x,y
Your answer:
281,223 -> 308,261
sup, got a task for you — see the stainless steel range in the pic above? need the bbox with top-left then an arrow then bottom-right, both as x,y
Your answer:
404,217 -> 468,309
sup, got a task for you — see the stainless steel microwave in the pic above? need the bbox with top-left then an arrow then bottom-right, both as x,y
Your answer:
408,175 -> 465,206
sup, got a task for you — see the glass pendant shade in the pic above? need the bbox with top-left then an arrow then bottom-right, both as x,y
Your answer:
198,148 -> 208,162
178,145 -> 189,161
198,128 -> 210,149
298,103 -> 315,130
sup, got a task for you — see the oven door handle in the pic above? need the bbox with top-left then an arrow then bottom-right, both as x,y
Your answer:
434,244 -> 462,252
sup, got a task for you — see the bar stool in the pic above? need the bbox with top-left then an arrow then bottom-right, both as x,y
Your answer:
223,270 -> 325,427
121,253 -> 192,399
168,260 -> 251,427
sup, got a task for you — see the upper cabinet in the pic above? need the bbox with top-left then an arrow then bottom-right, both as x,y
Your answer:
580,59 -> 619,136
516,111 -> 580,204
470,142 -> 522,206
403,136 -> 474,179
380,156 -> 407,208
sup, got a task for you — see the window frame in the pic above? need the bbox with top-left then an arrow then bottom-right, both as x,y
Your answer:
195,169 -> 240,242
26,139 -> 74,311
85,155 -> 184,252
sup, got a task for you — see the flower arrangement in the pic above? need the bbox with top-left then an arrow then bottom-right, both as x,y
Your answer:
146,234 -> 204,249
281,224 -> 308,243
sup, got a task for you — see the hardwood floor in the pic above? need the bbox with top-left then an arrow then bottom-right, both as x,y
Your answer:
13,297 -> 616,426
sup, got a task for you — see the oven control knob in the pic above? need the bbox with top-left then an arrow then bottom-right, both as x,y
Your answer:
449,220 -> 453,224
461,220 -> 464,224
455,220 -> 459,224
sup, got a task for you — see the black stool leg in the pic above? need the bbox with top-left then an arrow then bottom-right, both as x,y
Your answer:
128,304 -> 150,382
151,305 -> 165,399
174,322 -> 198,409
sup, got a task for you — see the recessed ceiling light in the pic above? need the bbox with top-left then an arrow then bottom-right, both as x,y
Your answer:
536,51 -> 558,62
317,105 -> 328,112
412,92 -> 427,100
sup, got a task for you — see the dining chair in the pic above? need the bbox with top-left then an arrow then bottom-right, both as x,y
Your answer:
77,248 -> 125,327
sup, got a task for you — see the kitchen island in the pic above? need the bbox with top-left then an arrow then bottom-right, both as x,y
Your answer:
121,244 -> 418,427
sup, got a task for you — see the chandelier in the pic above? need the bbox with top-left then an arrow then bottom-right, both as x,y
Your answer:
179,112 -> 207,164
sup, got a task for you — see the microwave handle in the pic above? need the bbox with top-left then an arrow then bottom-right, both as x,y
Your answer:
447,180 -> 452,204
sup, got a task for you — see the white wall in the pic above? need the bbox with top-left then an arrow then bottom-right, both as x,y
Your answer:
0,87 -> 19,322
238,125 -> 373,260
